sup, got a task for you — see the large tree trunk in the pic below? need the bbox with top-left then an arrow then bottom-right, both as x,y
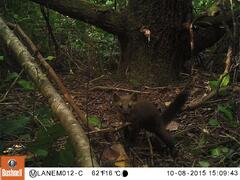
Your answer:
29,0 -> 232,85
119,0 -> 192,84
29,0 -> 192,85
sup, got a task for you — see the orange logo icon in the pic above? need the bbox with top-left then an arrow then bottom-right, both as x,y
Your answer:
0,156 -> 25,180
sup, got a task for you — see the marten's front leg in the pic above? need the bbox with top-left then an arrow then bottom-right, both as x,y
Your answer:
153,127 -> 177,158
124,121 -> 140,146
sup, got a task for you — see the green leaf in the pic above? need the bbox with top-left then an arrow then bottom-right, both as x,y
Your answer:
221,147 -> 229,154
42,140 -> 75,166
217,105 -> 233,121
87,115 -> 101,128
28,124 -> 66,156
106,0 -> 113,5
208,119 -> 220,126
1,115 -> 31,135
198,161 -> 210,167
0,56 -> 4,61
209,73 -> 230,91
210,146 -> 230,158
210,147 -> 221,157
5,72 -> 18,82
35,106 -> 53,127
17,79 -> 35,90
19,134 -> 31,141
58,141 -> 75,166
13,14 -> 19,19
198,135 -> 206,146
27,134 -> 50,152
34,149 -> 48,158
129,79 -> 140,87
219,87 -> 228,96
45,56 -> 56,61
219,73 -> 230,88
191,149 -> 201,156
45,124 -> 66,140
209,80 -> 218,91
34,124 -> 66,146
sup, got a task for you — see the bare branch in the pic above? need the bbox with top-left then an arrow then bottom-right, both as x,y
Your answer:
30,0 -> 126,35
186,46 -> 233,110
7,22 -> 96,131
90,86 -> 150,94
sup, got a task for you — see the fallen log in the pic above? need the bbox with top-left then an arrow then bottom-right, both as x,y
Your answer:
0,17 -> 98,167
6,22 -> 96,131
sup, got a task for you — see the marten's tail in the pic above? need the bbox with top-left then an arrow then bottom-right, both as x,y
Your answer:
160,89 -> 189,126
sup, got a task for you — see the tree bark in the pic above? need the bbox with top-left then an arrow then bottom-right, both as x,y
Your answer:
0,17 -> 98,167
29,0 -> 193,84
119,0 -> 192,84
30,0 -> 126,35
191,11 -> 240,55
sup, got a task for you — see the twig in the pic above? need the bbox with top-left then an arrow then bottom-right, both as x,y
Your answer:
40,5 -> 59,55
83,75 -> 107,88
89,75 -> 106,84
221,133 -> 240,145
185,90 -> 216,110
193,140 -> 233,150
0,102 -> 19,105
146,132 -> 154,166
129,148 -> 145,165
224,46 -> 232,74
0,69 -> 24,103
143,85 -> 172,90
174,126 -> 195,137
185,45 -> 233,111
88,122 -> 131,135
3,140 -> 34,143
204,98 -> 229,104
87,92 -> 105,106
90,86 -> 149,94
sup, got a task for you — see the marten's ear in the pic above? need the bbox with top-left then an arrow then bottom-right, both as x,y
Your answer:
131,93 -> 138,101
113,93 -> 120,102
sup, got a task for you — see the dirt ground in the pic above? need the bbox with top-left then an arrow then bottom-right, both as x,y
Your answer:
62,69 -> 240,167
1,69 -> 240,167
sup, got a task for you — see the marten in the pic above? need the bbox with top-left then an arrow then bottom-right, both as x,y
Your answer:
113,89 -> 189,157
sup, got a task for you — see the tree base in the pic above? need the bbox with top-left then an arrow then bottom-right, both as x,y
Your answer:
117,60 -> 179,86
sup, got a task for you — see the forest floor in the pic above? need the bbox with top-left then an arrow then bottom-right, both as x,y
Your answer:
1,68 -> 240,167
61,69 -> 240,167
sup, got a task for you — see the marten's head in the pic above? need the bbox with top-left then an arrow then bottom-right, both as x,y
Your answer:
113,93 -> 137,115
